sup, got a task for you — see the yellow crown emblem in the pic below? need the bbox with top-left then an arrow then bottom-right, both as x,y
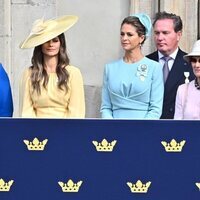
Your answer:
161,139 -> 186,152
23,137 -> 48,151
92,139 -> 117,152
127,180 -> 151,193
0,179 -> 14,192
196,182 -> 200,190
58,179 -> 83,192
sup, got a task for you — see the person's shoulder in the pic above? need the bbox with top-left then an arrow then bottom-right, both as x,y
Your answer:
176,48 -> 194,72
0,63 -> 9,83
146,51 -> 158,59
0,63 -> 3,70
0,63 -> 9,74
22,67 -> 32,78
176,83 -> 187,96
144,56 -> 161,67
104,59 -> 123,74
177,48 -> 187,55
65,65 -> 82,75
105,59 -> 122,68
0,63 -> 10,80
178,80 -> 194,91
65,64 -> 80,70
0,63 -> 6,74
24,67 -> 32,73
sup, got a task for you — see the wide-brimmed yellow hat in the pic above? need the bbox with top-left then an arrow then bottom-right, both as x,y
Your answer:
20,15 -> 78,49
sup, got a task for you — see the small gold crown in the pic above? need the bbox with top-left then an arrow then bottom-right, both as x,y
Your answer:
127,180 -> 151,193
58,179 -> 83,192
0,179 -> 14,192
161,139 -> 186,152
92,139 -> 117,152
196,183 -> 200,190
23,137 -> 48,151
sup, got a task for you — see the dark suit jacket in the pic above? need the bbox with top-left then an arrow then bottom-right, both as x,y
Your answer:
147,48 -> 195,119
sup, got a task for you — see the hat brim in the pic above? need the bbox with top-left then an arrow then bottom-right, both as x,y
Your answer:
20,15 -> 78,49
183,53 -> 200,62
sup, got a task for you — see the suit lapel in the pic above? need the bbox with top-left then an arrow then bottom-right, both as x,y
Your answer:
150,49 -> 191,92
165,49 -> 188,92
165,50 -> 184,90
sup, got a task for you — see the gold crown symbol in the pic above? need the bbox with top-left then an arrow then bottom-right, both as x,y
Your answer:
58,179 -> 83,192
23,137 -> 48,151
127,180 -> 151,193
196,183 -> 200,190
0,179 -> 14,192
92,139 -> 117,152
161,139 -> 186,152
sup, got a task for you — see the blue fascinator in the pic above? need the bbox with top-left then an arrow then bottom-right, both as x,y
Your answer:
132,13 -> 152,36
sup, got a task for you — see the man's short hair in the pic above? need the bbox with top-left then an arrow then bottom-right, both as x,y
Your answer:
153,11 -> 183,32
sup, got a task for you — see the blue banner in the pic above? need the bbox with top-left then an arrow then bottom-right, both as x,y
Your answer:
0,119 -> 200,200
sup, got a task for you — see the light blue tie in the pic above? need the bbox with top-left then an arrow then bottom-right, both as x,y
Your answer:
162,56 -> 171,83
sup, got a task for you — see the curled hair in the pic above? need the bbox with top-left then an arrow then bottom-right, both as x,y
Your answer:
153,11 -> 183,32
30,33 -> 69,94
121,16 -> 146,44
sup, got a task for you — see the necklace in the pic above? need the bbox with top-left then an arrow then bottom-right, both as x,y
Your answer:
194,78 -> 200,90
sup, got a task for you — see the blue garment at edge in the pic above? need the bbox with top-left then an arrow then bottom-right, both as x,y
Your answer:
0,63 -> 13,117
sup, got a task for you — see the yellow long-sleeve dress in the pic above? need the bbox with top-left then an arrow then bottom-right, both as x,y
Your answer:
20,65 -> 85,118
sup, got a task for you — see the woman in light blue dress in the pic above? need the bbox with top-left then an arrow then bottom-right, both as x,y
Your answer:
101,13 -> 164,119
0,63 -> 13,117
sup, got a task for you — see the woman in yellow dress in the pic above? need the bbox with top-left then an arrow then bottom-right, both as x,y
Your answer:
19,15 -> 85,118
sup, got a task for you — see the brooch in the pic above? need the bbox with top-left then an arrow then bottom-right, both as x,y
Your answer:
136,64 -> 148,81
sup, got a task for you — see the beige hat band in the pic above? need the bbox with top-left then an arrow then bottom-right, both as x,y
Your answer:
30,20 -> 58,36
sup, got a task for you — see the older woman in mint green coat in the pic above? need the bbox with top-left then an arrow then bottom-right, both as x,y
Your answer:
100,14 -> 164,119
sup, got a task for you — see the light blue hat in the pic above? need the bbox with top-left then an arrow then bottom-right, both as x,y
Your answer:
132,13 -> 152,36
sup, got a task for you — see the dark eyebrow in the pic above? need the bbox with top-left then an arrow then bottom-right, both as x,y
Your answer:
121,31 -> 134,35
154,30 -> 170,34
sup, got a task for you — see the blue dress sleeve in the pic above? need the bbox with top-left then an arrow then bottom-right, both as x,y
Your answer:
0,64 -> 13,117
100,65 -> 113,118
145,63 -> 164,119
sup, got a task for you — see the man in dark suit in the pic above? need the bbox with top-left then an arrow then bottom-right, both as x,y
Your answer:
147,11 -> 195,119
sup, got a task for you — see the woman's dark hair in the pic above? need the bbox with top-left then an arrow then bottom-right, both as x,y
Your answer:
30,33 -> 69,94
121,16 -> 146,44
